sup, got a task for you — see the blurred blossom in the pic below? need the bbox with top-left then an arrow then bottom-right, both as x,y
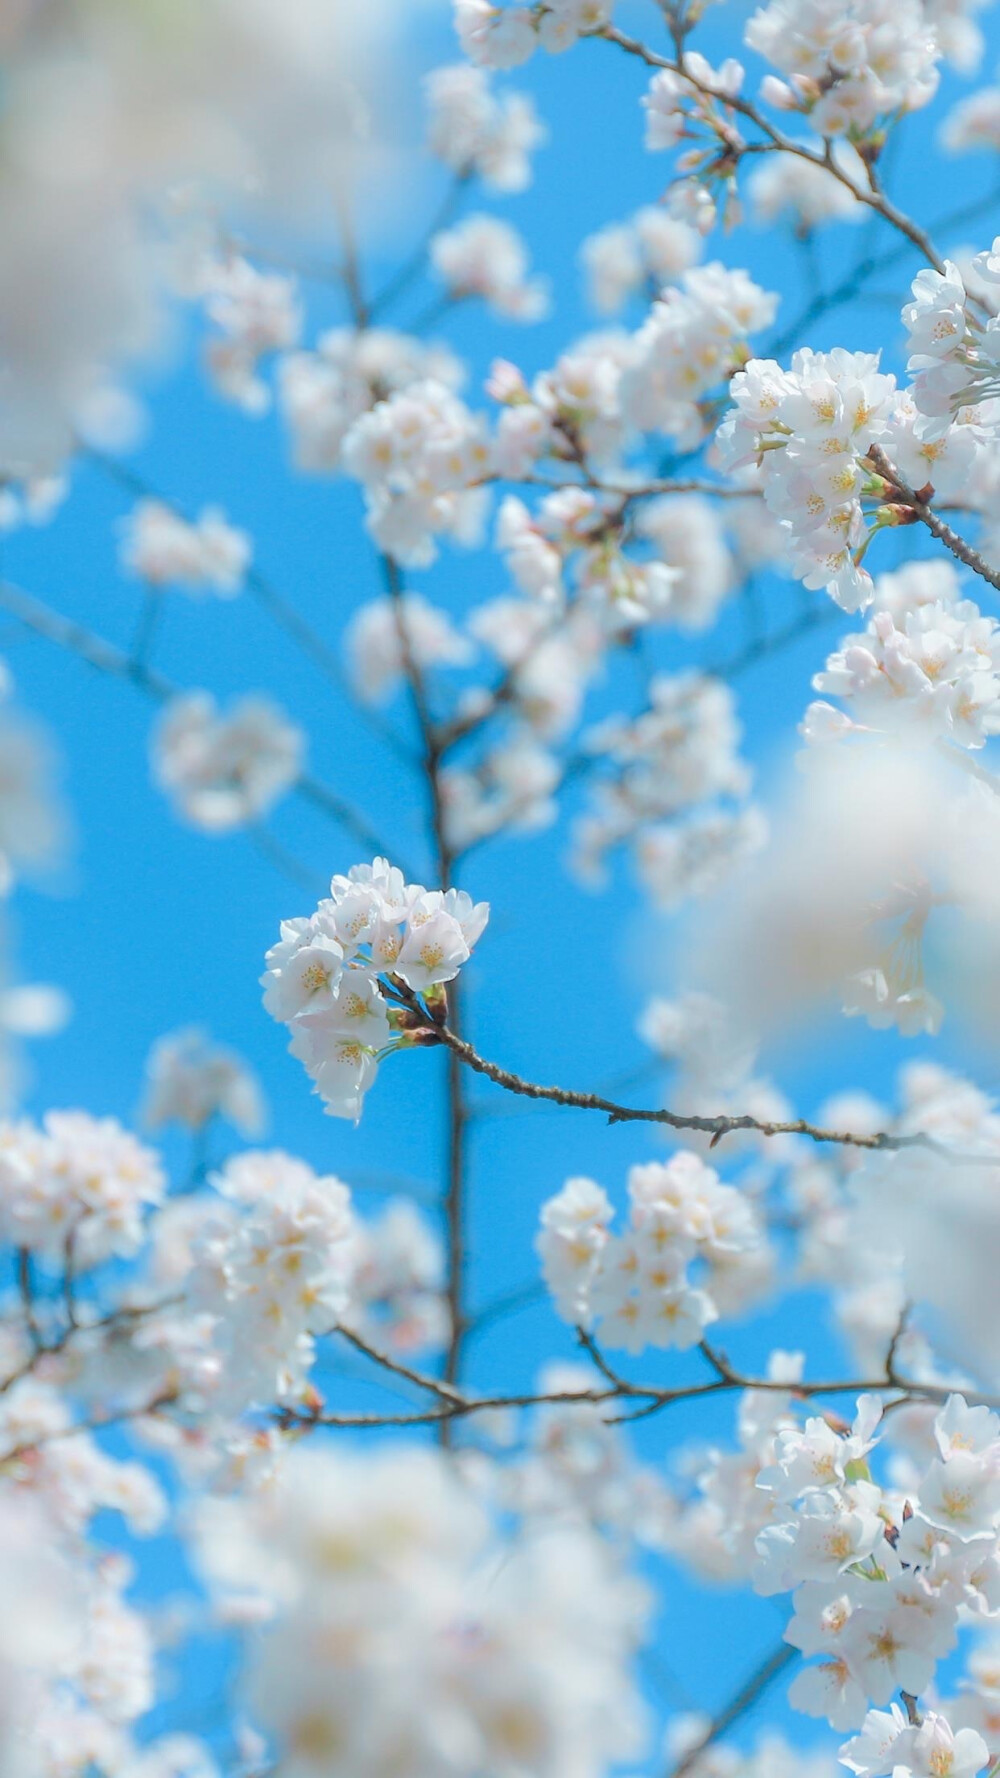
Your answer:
851,1064 -> 1000,1382
686,740 -> 1000,1041
0,0 -> 419,472
142,1028 -> 266,1139
152,692 -> 304,833
194,1444 -> 649,1778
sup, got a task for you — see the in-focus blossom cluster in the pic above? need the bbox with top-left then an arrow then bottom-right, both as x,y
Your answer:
719,347 -> 899,611
538,1153 -> 769,1353
263,858 -> 488,1120
755,1393 -> 1000,1746
902,245 -> 1000,433
804,572 -> 1000,749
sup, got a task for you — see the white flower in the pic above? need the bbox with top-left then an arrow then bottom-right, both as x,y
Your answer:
455,1 -> 539,69
119,501 -> 251,595
345,595 -> 473,704
265,862 -> 488,1121
142,1028 -> 265,1137
342,378 -> 492,566
540,1153 -> 766,1352
622,265 -> 777,447
279,328 -> 464,474
810,597 -> 1000,750
580,209 -> 702,314
0,1110 -> 164,1266
199,256 -> 302,414
195,1443 -> 647,1778
431,214 -> 549,320
425,64 -> 546,190
188,1150 -> 357,1413
719,346 -> 898,609
152,692 -> 303,832
745,0 -> 940,138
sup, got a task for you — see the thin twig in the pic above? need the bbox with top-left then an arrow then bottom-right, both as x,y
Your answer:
418,1015 -> 1000,1164
0,578 -> 402,881
868,447 -> 1000,593
667,1642 -> 798,1778
599,27 -> 946,272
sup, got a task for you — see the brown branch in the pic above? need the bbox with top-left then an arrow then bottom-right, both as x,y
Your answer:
278,1352 -> 1000,1437
0,1389 -> 178,1466
867,448 -> 1000,594
334,1322 -> 462,1403
15,1250 -> 42,1354
417,1016 -> 998,1164
599,27 -> 946,273
379,553 -> 470,1406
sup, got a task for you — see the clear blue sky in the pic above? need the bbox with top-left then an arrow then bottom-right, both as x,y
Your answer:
5,0 -> 1000,1759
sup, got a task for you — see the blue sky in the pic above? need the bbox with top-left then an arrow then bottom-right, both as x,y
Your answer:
5,0 -> 1000,1758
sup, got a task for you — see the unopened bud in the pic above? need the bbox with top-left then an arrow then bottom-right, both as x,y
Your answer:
400,1025 -> 443,1048
423,982 -> 450,1025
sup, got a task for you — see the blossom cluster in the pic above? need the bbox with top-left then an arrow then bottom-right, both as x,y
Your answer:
0,1110 -> 163,1268
755,1392 -> 1000,1756
346,593 -> 473,706
902,245 -> 1000,433
619,264 -> 778,447
580,209 -> 702,315
804,579 -> 1000,749
263,858 -> 489,1120
456,0 -> 615,69
195,255 -> 303,415
184,1151 -> 357,1416
572,672 -> 759,901
430,214 -> 549,320
538,1154 -> 769,1353
12,0 -> 1000,1774
744,0 -> 941,137
196,1443 -> 648,1778
719,348 -> 899,610
118,500 -> 251,598
280,329 -> 465,475
0,0 -> 405,471
425,63 -> 546,190
341,379 -> 491,566
141,1027 -> 265,1140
